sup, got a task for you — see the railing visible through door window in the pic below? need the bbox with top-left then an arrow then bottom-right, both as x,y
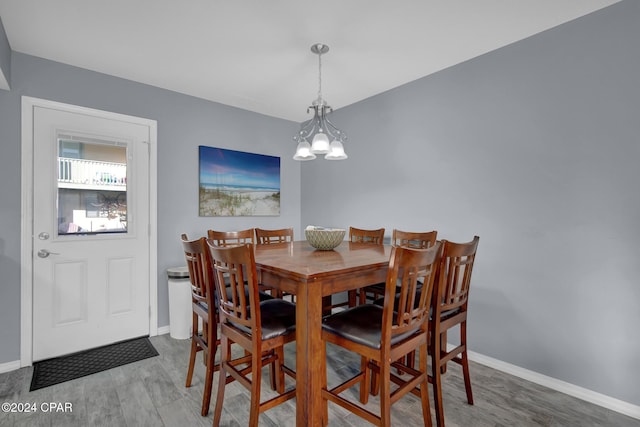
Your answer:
58,157 -> 127,187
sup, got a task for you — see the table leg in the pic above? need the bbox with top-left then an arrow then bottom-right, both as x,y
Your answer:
295,280 -> 324,427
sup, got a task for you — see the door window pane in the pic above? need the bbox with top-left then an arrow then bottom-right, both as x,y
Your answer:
57,138 -> 128,235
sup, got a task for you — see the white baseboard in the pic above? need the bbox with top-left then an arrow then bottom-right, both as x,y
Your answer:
467,348 -> 640,420
0,359 -> 21,374
157,325 -> 171,335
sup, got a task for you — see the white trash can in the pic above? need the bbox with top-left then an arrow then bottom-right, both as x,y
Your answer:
167,266 -> 191,339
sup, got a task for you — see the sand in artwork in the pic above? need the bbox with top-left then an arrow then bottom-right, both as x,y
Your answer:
199,185 -> 280,216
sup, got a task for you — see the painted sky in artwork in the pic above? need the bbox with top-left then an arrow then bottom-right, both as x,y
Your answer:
199,146 -> 280,190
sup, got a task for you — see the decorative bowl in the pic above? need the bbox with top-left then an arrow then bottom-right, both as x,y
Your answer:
305,227 -> 346,250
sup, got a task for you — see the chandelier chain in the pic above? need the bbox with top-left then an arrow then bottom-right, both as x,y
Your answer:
317,51 -> 323,101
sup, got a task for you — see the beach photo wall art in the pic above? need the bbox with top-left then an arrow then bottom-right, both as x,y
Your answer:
198,146 -> 281,216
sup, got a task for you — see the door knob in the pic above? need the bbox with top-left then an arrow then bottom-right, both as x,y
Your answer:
37,249 -> 59,258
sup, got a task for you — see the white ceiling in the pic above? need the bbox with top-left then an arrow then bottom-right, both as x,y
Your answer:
0,0 -> 619,122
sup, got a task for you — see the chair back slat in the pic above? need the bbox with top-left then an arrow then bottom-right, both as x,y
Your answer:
349,226 -> 385,245
207,228 -> 255,246
383,243 -> 442,340
256,227 -> 294,245
392,229 -> 437,249
438,237 -> 479,313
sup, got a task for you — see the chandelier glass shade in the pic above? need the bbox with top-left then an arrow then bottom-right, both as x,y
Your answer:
293,44 -> 348,161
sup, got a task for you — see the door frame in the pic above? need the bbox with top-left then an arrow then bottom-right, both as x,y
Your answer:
20,96 -> 158,366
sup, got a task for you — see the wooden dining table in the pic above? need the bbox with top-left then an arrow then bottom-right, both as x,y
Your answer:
255,240 -> 392,427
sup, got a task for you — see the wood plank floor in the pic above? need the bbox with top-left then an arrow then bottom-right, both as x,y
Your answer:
1,334 -> 638,426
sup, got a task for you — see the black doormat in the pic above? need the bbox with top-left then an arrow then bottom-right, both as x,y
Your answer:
30,336 -> 158,391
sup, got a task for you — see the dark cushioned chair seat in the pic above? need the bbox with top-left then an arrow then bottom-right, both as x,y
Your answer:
258,299 -> 297,339
230,299 -> 296,340
322,305 -> 419,349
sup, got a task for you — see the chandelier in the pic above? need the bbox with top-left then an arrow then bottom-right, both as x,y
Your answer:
293,43 -> 348,161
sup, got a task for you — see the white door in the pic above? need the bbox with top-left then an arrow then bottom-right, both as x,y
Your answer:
31,105 -> 151,361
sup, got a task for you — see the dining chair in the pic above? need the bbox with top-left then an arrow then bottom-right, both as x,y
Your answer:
430,236 -> 480,427
349,226 -> 385,244
180,234 -> 218,416
362,229 -> 439,374
255,227 -> 295,300
362,229 -> 438,304
208,228 -> 255,246
207,242 -> 297,427
255,227 -> 294,245
320,243 -> 442,427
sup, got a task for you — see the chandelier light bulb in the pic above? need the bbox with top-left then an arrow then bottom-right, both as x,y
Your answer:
325,140 -> 348,160
311,132 -> 330,154
293,140 -> 316,161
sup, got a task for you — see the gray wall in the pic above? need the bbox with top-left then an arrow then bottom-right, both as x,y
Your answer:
302,1 -> 640,406
0,53 -> 301,364
0,16 -> 10,88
